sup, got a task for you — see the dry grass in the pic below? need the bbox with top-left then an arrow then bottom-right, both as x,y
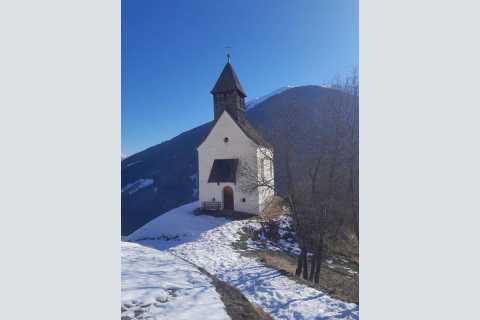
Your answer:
327,229 -> 359,266
254,250 -> 358,304
259,196 -> 287,219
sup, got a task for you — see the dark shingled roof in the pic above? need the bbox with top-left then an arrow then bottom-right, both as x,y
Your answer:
211,62 -> 247,97
235,117 -> 273,148
208,159 -> 239,183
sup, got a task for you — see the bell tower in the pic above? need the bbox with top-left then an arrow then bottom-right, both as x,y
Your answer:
210,56 -> 247,123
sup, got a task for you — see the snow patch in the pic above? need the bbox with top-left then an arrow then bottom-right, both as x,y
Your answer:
190,173 -> 199,198
125,160 -> 142,167
122,241 -> 229,320
127,202 -> 230,247
246,215 -> 302,256
246,86 -> 297,109
121,178 -> 154,195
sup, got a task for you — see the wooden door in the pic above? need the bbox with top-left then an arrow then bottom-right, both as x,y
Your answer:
223,186 -> 234,210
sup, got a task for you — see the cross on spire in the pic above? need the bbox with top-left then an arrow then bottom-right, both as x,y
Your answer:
225,46 -> 231,63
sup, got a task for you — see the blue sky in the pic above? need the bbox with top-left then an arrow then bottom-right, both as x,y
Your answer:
122,0 -> 358,156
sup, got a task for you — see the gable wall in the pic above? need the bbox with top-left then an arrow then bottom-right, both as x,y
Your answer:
197,111 -> 259,213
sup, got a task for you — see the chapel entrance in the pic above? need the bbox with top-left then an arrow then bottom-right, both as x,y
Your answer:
223,186 -> 234,210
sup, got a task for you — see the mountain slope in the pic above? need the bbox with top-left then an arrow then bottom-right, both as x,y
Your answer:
122,85 -> 357,236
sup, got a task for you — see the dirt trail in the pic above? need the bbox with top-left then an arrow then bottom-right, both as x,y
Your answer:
169,251 -> 273,320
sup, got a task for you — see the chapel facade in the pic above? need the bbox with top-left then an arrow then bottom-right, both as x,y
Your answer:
197,59 -> 274,214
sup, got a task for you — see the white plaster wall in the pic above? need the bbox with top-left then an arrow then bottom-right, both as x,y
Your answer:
257,147 -> 275,212
197,111 -> 260,213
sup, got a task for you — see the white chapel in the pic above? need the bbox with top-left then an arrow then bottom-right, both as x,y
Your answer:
197,58 -> 275,214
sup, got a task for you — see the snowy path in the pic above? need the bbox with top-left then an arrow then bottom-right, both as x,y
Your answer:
121,241 -> 230,320
128,202 -> 359,320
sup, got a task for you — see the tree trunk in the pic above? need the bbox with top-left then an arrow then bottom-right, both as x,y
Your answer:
314,256 -> 321,284
334,216 -> 344,239
295,250 -> 303,277
314,238 -> 323,284
302,249 -> 309,280
309,252 -> 316,282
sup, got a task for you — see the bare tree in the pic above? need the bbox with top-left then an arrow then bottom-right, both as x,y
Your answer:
238,69 -> 359,284
292,97 -> 349,283
237,118 -> 344,284
331,67 -> 359,238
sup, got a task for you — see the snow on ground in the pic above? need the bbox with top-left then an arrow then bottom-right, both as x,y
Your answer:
127,202 -> 230,244
122,241 -> 230,320
127,202 -> 359,320
245,215 -> 302,256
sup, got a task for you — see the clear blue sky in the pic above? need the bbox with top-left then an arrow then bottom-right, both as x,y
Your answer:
122,0 -> 358,156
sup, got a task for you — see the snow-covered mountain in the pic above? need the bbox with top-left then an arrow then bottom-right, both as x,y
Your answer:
245,84 -> 336,110
245,86 -> 296,109
122,85 -> 357,236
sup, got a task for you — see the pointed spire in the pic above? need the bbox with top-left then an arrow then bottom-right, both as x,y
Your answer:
210,62 -> 246,97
